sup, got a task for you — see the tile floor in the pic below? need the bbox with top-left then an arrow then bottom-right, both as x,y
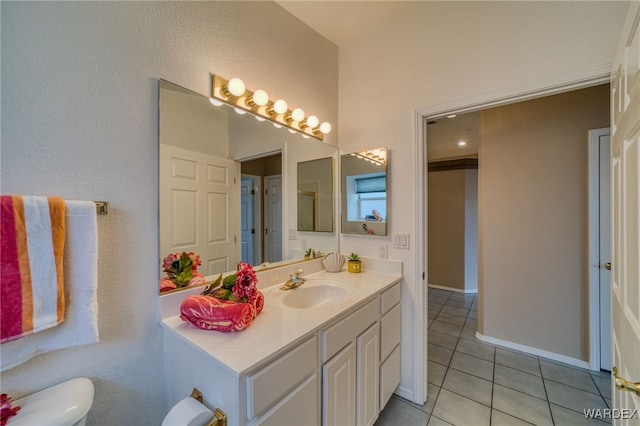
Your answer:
375,288 -> 612,426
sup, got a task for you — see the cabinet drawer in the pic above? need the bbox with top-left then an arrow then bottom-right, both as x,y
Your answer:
379,344 -> 400,410
321,299 -> 378,362
253,373 -> 319,426
380,303 -> 401,361
247,336 -> 317,419
380,283 -> 401,315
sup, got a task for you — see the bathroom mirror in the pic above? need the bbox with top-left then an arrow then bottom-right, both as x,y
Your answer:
297,157 -> 334,232
159,79 -> 339,292
341,148 -> 388,236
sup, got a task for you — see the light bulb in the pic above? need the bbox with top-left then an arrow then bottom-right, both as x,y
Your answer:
319,122 -> 332,134
306,115 -> 319,128
209,98 -> 223,107
234,107 -> 246,115
288,129 -> 297,134
255,116 -> 265,122
227,78 -> 246,97
252,89 -> 269,106
291,108 -> 305,122
272,99 -> 288,115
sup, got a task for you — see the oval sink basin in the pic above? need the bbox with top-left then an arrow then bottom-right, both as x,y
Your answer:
282,284 -> 349,309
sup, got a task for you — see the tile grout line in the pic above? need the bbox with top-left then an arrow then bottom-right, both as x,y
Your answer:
538,356 -> 556,426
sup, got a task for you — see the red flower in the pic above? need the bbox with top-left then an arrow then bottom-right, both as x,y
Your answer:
233,262 -> 258,303
1,394 -> 20,426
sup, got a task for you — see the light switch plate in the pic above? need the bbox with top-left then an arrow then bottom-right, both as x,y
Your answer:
394,233 -> 410,249
289,229 -> 297,240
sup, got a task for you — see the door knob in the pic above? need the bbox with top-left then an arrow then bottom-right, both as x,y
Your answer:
613,367 -> 640,396
604,262 -> 612,271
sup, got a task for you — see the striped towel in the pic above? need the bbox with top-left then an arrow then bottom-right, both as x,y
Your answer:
1,196 -> 66,343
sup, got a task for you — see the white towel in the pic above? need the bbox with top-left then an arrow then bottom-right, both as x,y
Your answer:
1,200 -> 99,371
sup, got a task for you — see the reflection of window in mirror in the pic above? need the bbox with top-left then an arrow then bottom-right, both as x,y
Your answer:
346,174 -> 386,221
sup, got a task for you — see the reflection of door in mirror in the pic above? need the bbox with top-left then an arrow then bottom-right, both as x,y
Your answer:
341,148 -> 388,236
264,175 -> 283,262
240,154 -> 283,264
297,157 -> 334,232
159,144 -> 241,275
241,175 -> 260,265
297,192 -> 316,231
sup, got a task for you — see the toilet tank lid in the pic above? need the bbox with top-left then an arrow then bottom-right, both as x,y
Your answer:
12,377 -> 95,426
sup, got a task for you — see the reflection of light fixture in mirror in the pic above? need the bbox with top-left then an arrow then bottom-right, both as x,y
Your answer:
352,148 -> 387,166
458,141 -> 466,146
209,97 -> 224,107
234,107 -> 247,115
211,74 -> 330,141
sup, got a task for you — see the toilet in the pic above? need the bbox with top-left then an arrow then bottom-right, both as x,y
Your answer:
11,378 -> 94,426
10,378 -> 216,426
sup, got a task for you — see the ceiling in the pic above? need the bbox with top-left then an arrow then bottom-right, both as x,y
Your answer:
276,0 -> 479,161
275,1 -> 422,46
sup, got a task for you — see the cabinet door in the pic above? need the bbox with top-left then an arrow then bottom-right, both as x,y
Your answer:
357,323 -> 379,426
254,373 -> 319,426
323,342 -> 356,426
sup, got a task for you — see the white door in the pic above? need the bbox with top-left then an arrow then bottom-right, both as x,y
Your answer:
610,3 -> 640,422
241,176 -> 257,265
160,144 -> 240,276
264,175 -> 283,263
598,132 -> 612,372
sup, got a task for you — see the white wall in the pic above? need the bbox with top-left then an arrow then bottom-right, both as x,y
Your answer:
0,2 -> 337,424
338,1 -> 628,399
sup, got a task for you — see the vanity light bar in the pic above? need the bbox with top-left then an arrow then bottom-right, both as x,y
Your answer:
210,75 -> 331,141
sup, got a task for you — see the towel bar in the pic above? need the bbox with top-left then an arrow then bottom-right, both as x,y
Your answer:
94,201 -> 108,215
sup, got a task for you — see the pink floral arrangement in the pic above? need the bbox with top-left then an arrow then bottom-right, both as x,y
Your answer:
1,394 -> 20,426
159,251 -> 205,293
180,262 -> 264,332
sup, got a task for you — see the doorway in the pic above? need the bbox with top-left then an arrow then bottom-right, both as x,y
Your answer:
414,76 -> 611,404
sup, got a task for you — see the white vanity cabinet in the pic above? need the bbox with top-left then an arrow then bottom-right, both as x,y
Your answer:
321,298 -> 379,426
162,266 -> 402,426
379,283 -> 402,408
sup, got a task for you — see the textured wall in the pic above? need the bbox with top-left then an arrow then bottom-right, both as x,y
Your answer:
338,1 -> 628,397
478,85 -> 610,361
0,2 -> 337,424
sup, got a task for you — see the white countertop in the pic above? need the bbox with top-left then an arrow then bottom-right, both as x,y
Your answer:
161,263 -> 402,376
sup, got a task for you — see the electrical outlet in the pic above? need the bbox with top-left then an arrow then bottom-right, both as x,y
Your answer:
378,244 -> 388,259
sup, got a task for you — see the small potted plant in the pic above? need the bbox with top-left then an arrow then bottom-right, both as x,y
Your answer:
304,248 -> 313,260
348,252 -> 362,273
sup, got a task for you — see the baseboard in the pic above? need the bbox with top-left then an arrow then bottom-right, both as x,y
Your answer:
428,283 -> 477,294
476,332 -> 591,370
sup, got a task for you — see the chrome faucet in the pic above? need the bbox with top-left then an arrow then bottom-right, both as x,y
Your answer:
280,268 -> 306,291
